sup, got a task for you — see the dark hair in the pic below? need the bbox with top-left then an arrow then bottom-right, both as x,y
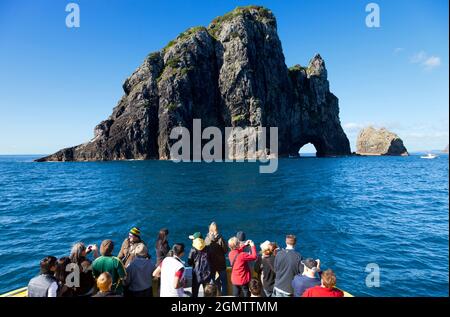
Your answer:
236,231 -> 246,242
286,234 -> 297,245
249,278 -> 262,296
100,239 -> 114,256
40,256 -> 57,274
55,257 -> 70,283
204,284 -> 218,297
155,228 -> 169,248
167,243 -> 185,257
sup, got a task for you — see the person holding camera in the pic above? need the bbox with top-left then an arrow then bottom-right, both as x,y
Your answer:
228,237 -> 257,297
68,242 -> 99,296
292,258 -> 321,296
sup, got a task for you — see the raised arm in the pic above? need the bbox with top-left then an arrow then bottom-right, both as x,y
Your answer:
241,243 -> 257,262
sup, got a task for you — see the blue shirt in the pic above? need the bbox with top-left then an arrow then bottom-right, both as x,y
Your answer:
292,275 -> 321,297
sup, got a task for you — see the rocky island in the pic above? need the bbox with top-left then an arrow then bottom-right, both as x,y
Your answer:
356,126 -> 409,156
36,6 -> 351,162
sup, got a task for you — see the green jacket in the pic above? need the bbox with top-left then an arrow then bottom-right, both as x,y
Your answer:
92,256 -> 126,294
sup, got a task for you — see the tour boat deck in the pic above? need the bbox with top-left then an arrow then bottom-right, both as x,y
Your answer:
1,267 -> 353,297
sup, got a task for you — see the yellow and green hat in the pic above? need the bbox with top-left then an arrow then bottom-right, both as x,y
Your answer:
129,227 -> 141,237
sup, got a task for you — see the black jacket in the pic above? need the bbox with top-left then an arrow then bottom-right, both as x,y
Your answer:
254,255 -> 276,292
204,233 -> 228,272
274,249 -> 304,294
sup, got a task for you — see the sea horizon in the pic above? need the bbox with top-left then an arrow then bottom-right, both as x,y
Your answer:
0,155 -> 448,296
0,0 -> 448,306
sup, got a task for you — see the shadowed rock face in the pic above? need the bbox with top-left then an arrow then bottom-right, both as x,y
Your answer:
36,6 -> 351,162
356,127 -> 409,156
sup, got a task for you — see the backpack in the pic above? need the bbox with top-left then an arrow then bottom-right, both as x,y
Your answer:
193,250 -> 211,284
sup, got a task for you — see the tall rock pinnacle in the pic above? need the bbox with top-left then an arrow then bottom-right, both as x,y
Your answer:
37,6 -> 351,162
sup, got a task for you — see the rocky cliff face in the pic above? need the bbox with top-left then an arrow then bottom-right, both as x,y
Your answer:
37,6 -> 351,162
356,127 -> 409,156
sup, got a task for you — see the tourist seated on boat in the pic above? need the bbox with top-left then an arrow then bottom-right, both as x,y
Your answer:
188,232 -> 212,297
228,237 -> 257,297
92,272 -> 122,297
123,243 -> 155,297
92,240 -> 127,295
249,278 -> 263,297
153,243 -> 186,297
203,283 -> 219,297
69,242 -> 98,296
302,269 -> 344,297
254,240 -> 277,297
273,235 -> 304,297
118,227 -> 145,268
292,258 -> 321,297
27,256 -> 58,297
205,222 -> 228,296
54,256 -> 74,297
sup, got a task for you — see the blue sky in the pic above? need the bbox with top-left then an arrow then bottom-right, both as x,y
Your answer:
0,0 -> 448,154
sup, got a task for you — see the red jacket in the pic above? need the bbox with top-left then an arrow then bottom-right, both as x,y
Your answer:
302,285 -> 344,297
229,245 -> 257,286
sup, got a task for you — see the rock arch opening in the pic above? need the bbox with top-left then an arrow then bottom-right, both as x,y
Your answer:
298,143 -> 317,157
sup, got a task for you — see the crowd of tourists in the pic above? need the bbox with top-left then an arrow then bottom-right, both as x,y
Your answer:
27,223 -> 345,298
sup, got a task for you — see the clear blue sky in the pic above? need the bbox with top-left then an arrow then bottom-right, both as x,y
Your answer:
0,0 -> 448,154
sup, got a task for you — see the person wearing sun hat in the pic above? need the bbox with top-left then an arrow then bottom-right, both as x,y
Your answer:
187,232 -> 211,297
118,226 -> 146,268
189,232 -> 206,251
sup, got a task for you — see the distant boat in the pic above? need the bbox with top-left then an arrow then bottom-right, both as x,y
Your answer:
421,153 -> 438,159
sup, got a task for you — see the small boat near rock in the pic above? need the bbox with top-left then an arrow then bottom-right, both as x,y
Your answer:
421,153 -> 438,159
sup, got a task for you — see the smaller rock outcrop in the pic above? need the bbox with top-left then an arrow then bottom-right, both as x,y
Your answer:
443,145 -> 449,153
356,127 -> 408,156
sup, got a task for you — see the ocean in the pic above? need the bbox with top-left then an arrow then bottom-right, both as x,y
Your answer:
0,155 -> 448,296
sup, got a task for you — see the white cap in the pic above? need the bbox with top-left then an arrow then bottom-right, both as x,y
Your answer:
260,240 -> 271,251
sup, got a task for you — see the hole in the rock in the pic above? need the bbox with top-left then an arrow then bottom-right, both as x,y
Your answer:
298,143 -> 317,157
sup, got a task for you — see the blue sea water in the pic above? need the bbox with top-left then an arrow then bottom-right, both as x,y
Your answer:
0,155 -> 448,296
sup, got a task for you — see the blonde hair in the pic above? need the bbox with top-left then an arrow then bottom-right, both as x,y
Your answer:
70,242 -> 86,264
228,237 -> 239,250
209,222 -> 218,234
97,272 -> 113,292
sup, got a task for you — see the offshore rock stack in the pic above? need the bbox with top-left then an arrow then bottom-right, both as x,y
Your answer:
37,6 -> 351,162
356,126 -> 409,156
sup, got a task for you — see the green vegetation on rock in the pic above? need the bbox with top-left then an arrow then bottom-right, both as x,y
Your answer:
166,57 -> 181,69
146,52 -> 160,64
163,26 -> 207,52
179,66 -> 194,76
166,103 -> 178,112
232,114 -> 246,123
208,5 -> 273,38
289,64 -> 307,73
